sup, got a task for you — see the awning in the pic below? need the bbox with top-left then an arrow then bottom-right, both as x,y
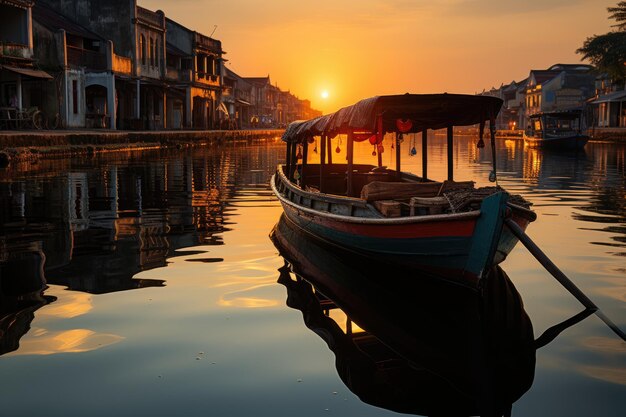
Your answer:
0,1 -> 33,10
236,99 -> 251,106
590,90 -> 626,104
1,65 -> 53,79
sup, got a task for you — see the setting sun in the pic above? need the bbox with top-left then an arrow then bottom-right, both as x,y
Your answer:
321,90 -> 329,99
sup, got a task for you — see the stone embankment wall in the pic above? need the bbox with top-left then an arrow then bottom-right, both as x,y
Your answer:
0,129 -> 284,167
588,128 -> 626,142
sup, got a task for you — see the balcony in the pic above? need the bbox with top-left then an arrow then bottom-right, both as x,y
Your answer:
166,67 -> 192,83
112,53 -> 132,75
194,33 -> 221,53
166,67 -> 178,81
195,72 -> 220,87
67,46 -> 107,70
136,6 -> 164,29
0,41 -> 32,60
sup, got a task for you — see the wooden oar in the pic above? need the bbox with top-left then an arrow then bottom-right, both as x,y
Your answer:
534,308 -> 595,349
504,218 -> 626,341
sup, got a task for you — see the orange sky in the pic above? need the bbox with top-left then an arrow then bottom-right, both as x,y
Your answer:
142,0 -> 613,114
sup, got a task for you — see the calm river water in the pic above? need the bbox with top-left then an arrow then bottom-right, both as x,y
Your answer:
0,135 -> 624,416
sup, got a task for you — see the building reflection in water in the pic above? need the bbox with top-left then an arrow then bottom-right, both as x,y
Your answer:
516,143 -> 625,255
0,142 -> 285,356
271,215 -> 537,416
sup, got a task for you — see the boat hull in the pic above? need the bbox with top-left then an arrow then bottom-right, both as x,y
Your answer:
272,172 -> 532,287
523,133 -> 589,150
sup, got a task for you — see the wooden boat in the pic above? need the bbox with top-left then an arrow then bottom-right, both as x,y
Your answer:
271,94 -> 536,288
523,110 -> 589,150
271,215 -> 536,416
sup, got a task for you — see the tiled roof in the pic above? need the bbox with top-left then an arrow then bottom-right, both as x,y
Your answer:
530,70 -> 561,85
32,3 -> 102,40
166,42 -> 188,57
244,76 -> 270,86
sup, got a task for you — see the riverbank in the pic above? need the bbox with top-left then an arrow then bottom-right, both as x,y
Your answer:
0,128 -> 284,167
494,129 -> 626,141
587,127 -> 626,141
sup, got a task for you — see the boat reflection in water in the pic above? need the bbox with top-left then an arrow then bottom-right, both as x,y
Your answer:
0,241 -> 56,356
271,214 -> 536,417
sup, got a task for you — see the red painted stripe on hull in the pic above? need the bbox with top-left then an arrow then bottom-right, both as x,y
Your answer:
315,216 -> 476,239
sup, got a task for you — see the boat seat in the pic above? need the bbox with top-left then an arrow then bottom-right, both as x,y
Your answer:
360,181 -> 443,202
373,200 -> 402,217
360,180 -> 475,203
410,196 -> 450,215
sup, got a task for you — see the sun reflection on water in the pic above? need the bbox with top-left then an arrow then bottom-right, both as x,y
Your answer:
8,329 -> 123,356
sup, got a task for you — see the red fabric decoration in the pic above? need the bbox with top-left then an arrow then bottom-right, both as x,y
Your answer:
376,115 -> 384,144
396,118 -> 413,133
353,132 -> 373,142
368,135 -> 378,145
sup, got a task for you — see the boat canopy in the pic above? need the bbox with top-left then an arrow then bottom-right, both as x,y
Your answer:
282,93 -> 503,142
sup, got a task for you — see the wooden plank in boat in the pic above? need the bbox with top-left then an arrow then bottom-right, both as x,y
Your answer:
374,200 -> 402,217
361,180 -> 475,202
361,181 -> 442,202
410,196 -> 449,215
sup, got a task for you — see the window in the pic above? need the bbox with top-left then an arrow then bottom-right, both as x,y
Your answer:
72,80 -> 78,114
140,35 -> 146,65
207,56 -> 214,76
197,55 -> 205,78
155,39 -> 160,68
150,38 -> 154,66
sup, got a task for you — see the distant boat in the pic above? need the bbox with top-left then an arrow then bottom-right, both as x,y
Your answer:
271,93 -> 536,288
523,111 -> 589,150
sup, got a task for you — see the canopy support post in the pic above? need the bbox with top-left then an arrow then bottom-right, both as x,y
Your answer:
395,133 -> 401,180
320,134 -> 326,192
447,126 -> 454,181
327,135 -> 333,165
286,141 -> 293,180
290,140 -> 298,181
422,130 -> 428,181
301,138 -> 309,187
489,117 -> 498,184
347,132 -> 354,197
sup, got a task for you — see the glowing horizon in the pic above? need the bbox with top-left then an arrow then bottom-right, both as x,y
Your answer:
142,0 -> 612,114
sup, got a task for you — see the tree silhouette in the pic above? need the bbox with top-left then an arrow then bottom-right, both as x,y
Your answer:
577,2 -> 626,86
608,1 -> 626,31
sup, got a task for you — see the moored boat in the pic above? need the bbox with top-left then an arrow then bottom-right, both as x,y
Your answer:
271,215 -> 536,416
523,110 -> 589,150
271,93 -> 536,288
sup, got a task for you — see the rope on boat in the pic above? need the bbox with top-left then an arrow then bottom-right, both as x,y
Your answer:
443,187 -> 531,213
504,218 -> 626,342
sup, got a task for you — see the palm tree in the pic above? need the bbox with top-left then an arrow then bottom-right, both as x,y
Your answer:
577,32 -> 626,85
577,2 -> 626,86
608,1 -> 626,31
